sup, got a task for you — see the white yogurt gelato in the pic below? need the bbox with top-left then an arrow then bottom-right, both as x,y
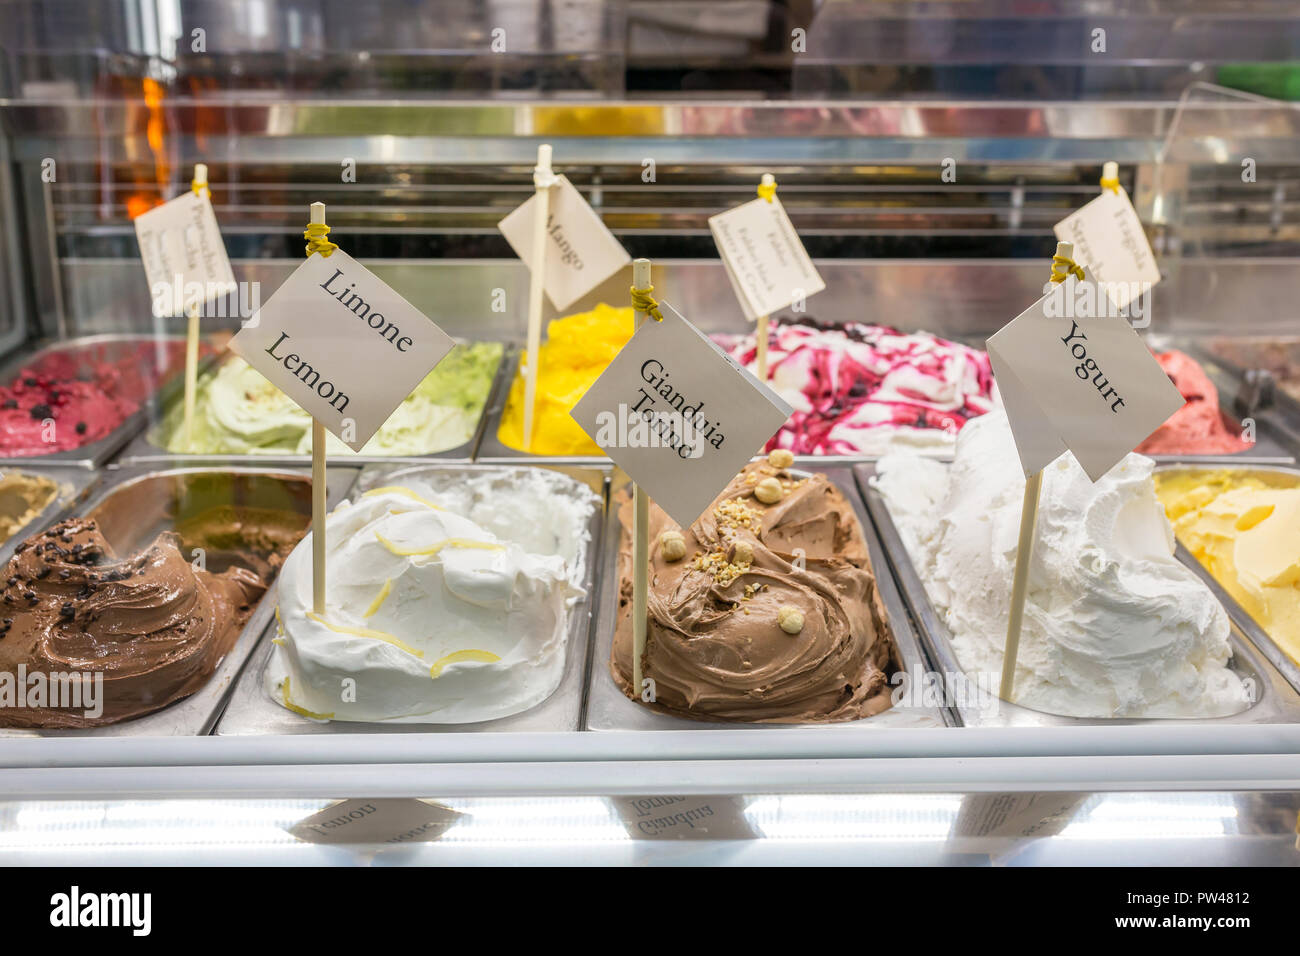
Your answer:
872,411 -> 1251,718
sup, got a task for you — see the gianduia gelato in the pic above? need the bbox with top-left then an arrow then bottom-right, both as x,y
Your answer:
610,454 -> 901,723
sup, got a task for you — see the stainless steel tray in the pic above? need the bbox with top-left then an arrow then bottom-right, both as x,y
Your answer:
1154,462 -> 1300,700
0,463 -> 361,738
585,466 -> 952,731
117,341 -> 511,465
855,462 -> 1300,727
0,466 -> 100,568
0,334 -> 212,469
476,348 -> 613,464
215,461 -> 608,735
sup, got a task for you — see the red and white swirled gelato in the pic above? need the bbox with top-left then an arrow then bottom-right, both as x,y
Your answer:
715,317 -> 999,456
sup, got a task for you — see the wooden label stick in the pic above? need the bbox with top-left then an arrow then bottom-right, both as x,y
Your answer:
523,143 -> 555,450
755,173 -> 776,380
309,200 -> 328,616
999,240 -> 1078,701
631,257 -> 652,696
1101,160 -> 1120,192
999,469 -> 1042,700
182,163 -> 209,450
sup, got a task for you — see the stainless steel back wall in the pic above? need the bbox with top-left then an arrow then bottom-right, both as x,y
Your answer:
58,256 -> 1300,339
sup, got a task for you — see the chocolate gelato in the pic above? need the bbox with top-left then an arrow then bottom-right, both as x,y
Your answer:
610,455 -> 901,723
0,503 -> 306,728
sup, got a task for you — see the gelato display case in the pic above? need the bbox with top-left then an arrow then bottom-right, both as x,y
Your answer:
0,0 -> 1299,871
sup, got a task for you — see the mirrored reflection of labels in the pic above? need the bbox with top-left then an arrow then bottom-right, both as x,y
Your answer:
133,190 -> 237,317
709,194 -> 825,321
1054,189 -> 1161,310
949,792 -> 1090,862
497,174 -> 631,311
611,795 -> 759,840
569,301 -> 793,528
986,275 -> 1185,480
287,798 -> 464,845
230,249 -> 456,451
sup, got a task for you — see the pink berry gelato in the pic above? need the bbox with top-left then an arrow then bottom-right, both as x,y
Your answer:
716,317 -> 998,456
1134,349 -> 1250,455
0,341 -> 191,457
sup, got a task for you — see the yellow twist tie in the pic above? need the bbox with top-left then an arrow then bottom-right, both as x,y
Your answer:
304,221 -> 338,258
756,178 -> 778,203
191,179 -> 209,198
630,284 -> 664,322
1050,254 -> 1086,284
1100,174 -> 1121,194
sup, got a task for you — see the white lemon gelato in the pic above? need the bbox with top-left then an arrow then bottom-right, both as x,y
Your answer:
267,468 -> 598,723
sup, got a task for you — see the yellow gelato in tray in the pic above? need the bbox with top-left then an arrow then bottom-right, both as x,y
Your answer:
1156,469 -> 1300,669
496,303 -> 633,456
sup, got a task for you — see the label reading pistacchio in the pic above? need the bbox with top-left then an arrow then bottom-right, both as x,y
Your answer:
497,174 -> 631,311
133,190 -> 236,318
709,194 -> 825,321
230,249 -> 455,451
570,301 -> 792,528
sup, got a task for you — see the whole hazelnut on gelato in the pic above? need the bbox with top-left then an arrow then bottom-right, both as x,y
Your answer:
767,449 -> 794,469
659,530 -> 687,562
754,477 -> 784,504
777,605 -> 804,634
731,540 -> 755,565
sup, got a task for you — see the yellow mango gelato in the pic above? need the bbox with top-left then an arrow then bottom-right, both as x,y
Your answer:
497,303 -> 634,455
1156,469 -> 1300,667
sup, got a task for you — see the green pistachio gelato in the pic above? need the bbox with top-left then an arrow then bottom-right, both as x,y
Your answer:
151,342 -> 502,456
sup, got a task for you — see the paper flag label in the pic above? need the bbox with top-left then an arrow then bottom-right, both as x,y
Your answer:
709,194 -> 825,321
287,799 -> 463,845
611,795 -> 758,840
133,190 -> 237,318
1054,188 -> 1161,311
570,301 -> 793,528
986,275 -> 1185,481
498,174 -> 631,311
230,249 -> 455,451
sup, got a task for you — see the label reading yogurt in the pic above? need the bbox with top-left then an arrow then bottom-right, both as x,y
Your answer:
133,190 -> 237,318
229,249 -> 455,451
570,301 -> 793,528
1054,188 -> 1161,311
987,274 -> 1185,481
709,194 -> 825,321
497,174 -> 631,311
